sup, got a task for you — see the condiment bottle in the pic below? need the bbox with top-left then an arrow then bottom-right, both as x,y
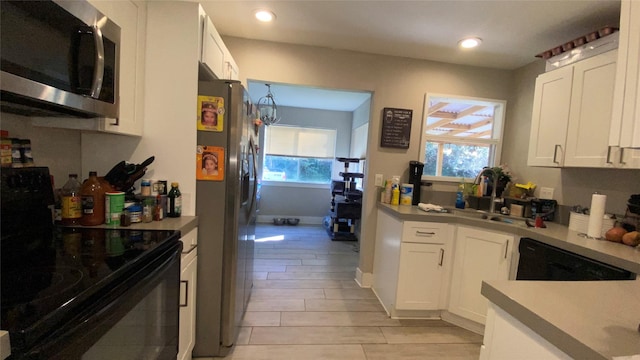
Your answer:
167,182 -> 182,218
140,179 -> 151,196
153,194 -> 164,221
61,174 -> 82,226
80,171 -> 105,226
142,198 -> 154,223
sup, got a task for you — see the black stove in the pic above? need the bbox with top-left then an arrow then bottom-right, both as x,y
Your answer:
1,167 -> 181,357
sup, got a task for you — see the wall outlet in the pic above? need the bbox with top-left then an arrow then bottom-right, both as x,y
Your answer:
374,174 -> 384,186
540,187 -> 554,199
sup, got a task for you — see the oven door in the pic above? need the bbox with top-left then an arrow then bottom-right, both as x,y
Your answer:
24,241 -> 181,360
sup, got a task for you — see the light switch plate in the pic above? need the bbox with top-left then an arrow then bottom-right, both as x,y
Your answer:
375,174 -> 383,186
540,187 -> 554,199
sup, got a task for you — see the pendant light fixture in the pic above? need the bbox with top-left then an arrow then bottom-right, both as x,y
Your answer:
257,84 -> 279,125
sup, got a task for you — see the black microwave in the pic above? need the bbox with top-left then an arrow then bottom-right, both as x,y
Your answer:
0,0 -> 120,119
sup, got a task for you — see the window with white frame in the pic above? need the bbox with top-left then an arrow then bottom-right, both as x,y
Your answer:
262,125 -> 337,184
419,94 -> 507,181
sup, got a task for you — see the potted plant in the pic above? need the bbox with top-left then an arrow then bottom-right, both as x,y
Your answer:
482,164 -> 513,197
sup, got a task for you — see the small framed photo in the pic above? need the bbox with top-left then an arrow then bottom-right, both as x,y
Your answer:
197,96 -> 225,132
196,145 -> 224,181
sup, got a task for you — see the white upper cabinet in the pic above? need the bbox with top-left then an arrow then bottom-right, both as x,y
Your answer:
200,14 -> 240,81
611,0 -> 640,149
527,65 -> 573,167
528,49 -> 639,168
564,50 -> 618,167
201,15 -> 226,79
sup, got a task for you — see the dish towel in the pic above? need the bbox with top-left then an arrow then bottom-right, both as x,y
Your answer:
418,203 -> 444,212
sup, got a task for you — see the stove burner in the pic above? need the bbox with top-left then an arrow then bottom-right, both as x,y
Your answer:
2,266 -> 84,307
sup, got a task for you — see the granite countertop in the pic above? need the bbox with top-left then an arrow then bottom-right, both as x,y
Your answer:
378,203 -> 640,274
481,279 -> 640,360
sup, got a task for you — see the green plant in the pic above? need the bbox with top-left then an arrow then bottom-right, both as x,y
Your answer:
482,164 -> 512,184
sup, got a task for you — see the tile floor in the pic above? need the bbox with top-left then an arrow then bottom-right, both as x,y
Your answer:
223,224 -> 482,360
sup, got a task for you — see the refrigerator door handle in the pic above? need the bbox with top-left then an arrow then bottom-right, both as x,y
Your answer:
249,137 -> 258,214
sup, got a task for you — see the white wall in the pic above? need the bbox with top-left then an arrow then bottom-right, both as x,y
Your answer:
223,36 -> 515,275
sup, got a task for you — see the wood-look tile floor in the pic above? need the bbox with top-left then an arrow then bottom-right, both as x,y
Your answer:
223,224 -> 482,360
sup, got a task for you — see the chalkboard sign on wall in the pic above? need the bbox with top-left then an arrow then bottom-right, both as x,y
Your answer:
380,107 -> 413,149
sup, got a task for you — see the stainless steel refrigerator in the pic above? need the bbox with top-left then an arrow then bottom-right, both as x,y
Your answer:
193,80 -> 257,357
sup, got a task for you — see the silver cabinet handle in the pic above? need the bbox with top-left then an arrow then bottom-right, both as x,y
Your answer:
620,148 -> 627,165
180,280 -> 189,307
438,248 -> 444,266
416,231 -> 435,236
553,145 -> 561,164
504,240 -> 509,259
606,146 -> 613,164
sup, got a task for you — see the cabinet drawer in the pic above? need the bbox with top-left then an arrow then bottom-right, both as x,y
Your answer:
402,222 -> 448,244
181,227 -> 198,255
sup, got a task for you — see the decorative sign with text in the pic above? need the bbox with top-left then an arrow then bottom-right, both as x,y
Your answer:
380,107 -> 412,149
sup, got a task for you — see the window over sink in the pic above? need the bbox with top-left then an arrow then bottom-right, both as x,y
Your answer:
419,94 -> 506,181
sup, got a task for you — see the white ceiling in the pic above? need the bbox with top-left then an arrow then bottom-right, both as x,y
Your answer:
203,0 -> 621,111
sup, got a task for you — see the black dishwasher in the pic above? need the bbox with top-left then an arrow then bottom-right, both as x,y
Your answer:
516,238 -> 636,280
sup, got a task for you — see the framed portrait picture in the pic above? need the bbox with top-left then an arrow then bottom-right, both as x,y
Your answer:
197,95 -> 225,132
196,145 -> 224,181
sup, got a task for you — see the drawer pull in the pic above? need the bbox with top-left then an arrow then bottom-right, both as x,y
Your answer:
504,240 -> 509,259
180,280 -> 189,307
438,248 -> 444,266
415,231 -> 436,236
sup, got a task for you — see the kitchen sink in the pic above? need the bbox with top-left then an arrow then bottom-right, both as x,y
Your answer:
452,209 -> 529,226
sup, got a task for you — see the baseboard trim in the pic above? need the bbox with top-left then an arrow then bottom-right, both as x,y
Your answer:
257,215 -> 324,225
355,268 -> 372,288
441,310 -> 485,335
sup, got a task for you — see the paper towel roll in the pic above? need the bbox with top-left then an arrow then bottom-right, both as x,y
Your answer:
587,193 -> 607,238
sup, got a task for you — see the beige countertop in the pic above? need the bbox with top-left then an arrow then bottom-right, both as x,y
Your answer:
481,279 -> 640,360
378,203 -> 640,274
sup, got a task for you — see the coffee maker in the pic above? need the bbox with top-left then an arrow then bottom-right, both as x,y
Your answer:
409,161 -> 424,205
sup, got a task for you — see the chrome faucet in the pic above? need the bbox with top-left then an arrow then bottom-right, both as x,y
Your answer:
474,167 -> 499,214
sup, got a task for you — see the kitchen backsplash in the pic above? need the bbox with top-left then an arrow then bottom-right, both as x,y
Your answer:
2,113 -> 81,186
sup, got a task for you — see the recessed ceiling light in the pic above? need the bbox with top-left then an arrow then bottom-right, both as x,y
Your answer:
458,37 -> 482,49
254,9 -> 276,22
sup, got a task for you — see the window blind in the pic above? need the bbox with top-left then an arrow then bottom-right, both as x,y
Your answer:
265,126 -> 337,158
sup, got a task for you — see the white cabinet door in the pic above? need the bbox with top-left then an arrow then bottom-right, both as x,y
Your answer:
527,66 -> 573,167
372,210 -> 403,313
564,50 -> 617,167
611,0 -> 640,149
449,226 -> 512,324
179,228 -> 198,360
201,15 -> 225,79
396,242 -> 447,310
224,52 -> 240,81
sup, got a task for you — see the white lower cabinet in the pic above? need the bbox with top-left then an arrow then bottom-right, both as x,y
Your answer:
179,228 -> 198,360
372,210 -> 452,316
480,303 -> 571,360
448,226 -> 513,325
396,242 -> 449,310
